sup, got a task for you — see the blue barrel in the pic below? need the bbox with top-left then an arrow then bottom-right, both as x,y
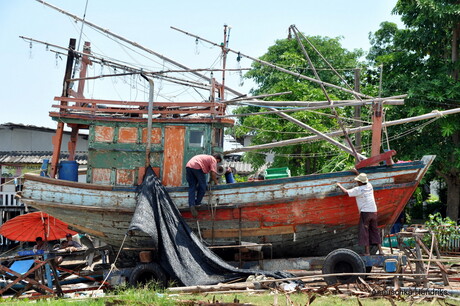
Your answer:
58,161 -> 78,181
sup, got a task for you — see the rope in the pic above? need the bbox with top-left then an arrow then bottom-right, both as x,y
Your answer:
94,233 -> 128,293
431,109 -> 445,118
0,168 -> 42,187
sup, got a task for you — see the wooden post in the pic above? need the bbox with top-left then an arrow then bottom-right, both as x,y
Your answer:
67,126 -> 78,161
76,42 -> 91,99
414,238 -> 426,287
418,235 -> 450,286
371,101 -> 383,157
50,123 -> 64,178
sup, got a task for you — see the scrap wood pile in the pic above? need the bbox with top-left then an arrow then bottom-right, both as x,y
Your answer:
168,238 -> 460,305
395,228 -> 460,286
168,272 -> 460,305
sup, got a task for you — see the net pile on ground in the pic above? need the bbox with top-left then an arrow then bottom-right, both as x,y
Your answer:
128,167 -> 295,286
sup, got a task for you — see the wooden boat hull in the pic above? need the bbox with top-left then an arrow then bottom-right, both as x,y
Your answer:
21,156 -> 434,257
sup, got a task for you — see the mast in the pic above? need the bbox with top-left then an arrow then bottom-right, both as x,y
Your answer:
220,25 -> 229,100
371,102 -> 383,157
67,41 -> 92,162
50,38 -> 76,178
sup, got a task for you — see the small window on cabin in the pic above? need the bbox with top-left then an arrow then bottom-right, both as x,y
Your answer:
189,131 -> 204,147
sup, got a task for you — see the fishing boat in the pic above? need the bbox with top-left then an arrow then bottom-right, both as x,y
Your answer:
17,10 -> 448,258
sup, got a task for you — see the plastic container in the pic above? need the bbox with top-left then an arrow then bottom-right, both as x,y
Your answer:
58,161 -> 78,182
384,258 -> 399,273
40,159 -> 49,177
264,167 -> 291,179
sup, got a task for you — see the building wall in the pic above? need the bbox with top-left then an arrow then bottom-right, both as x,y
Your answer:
0,124 -> 88,152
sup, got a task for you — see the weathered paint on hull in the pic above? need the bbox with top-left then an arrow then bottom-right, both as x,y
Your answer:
21,156 -> 434,257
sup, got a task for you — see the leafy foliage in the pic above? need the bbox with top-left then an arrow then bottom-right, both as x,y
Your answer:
424,212 -> 460,250
368,1 -> 460,219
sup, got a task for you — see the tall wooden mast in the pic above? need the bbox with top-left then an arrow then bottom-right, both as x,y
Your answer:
50,38 -> 76,178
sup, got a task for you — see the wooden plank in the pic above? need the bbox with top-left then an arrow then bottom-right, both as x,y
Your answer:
201,225 -> 294,239
355,150 -> 396,169
141,127 -> 162,144
116,169 -> 135,186
50,122 -> 64,178
94,126 -> 115,142
118,127 -> 138,143
162,126 -> 185,186
67,224 -> 108,237
54,96 -> 222,107
23,174 -> 114,191
52,104 -> 222,115
92,168 -> 111,184
48,111 -> 235,125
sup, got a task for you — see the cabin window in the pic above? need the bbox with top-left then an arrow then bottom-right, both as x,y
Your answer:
189,131 -> 204,147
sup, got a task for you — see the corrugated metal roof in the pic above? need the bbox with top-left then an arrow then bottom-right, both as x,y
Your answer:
0,151 -> 87,165
224,161 -> 254,175
0,123 -> 88,137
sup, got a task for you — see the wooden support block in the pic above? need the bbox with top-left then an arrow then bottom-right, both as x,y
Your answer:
355,150 -> 396,169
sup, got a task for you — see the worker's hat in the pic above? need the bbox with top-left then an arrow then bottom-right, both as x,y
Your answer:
354,173 -> 369,183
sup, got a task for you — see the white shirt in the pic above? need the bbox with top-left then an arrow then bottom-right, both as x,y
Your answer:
346,183 -> 377,212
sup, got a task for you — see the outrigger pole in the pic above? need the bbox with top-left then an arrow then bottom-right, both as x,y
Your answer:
222,100 -> 404,118
224,107 -> 460,154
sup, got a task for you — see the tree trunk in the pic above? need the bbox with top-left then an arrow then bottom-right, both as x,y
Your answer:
446,131 -> 460,221
445,174 -> 460,222
306,156 -> 311,174
452,21 -> 460,81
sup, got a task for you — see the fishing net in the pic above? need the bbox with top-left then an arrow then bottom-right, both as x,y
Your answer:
128,167 -> 295,286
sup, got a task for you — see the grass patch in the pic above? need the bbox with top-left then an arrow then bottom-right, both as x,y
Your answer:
0,284 -> 458,305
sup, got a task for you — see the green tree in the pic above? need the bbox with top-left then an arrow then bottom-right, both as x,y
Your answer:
367,1 -> 460,220
230,35 -> 368,175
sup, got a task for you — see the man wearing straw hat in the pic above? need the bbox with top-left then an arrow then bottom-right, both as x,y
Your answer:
337,173 -> 384,256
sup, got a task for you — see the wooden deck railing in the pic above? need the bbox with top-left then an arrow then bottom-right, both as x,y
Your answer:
51,97 -> 227,118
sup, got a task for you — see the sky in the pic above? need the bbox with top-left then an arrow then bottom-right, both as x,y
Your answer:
0,0 -> 403,129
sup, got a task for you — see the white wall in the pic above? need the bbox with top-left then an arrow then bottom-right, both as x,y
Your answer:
0,125 -> 88,152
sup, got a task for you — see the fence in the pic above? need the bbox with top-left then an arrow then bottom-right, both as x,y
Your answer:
0,192 -> 22,207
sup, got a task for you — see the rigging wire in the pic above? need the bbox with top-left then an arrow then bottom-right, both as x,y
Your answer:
62,16 -> 216,102
72,0 -> 90,79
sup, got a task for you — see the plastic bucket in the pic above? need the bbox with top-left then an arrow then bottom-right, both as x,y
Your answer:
59,161 -> 78,182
